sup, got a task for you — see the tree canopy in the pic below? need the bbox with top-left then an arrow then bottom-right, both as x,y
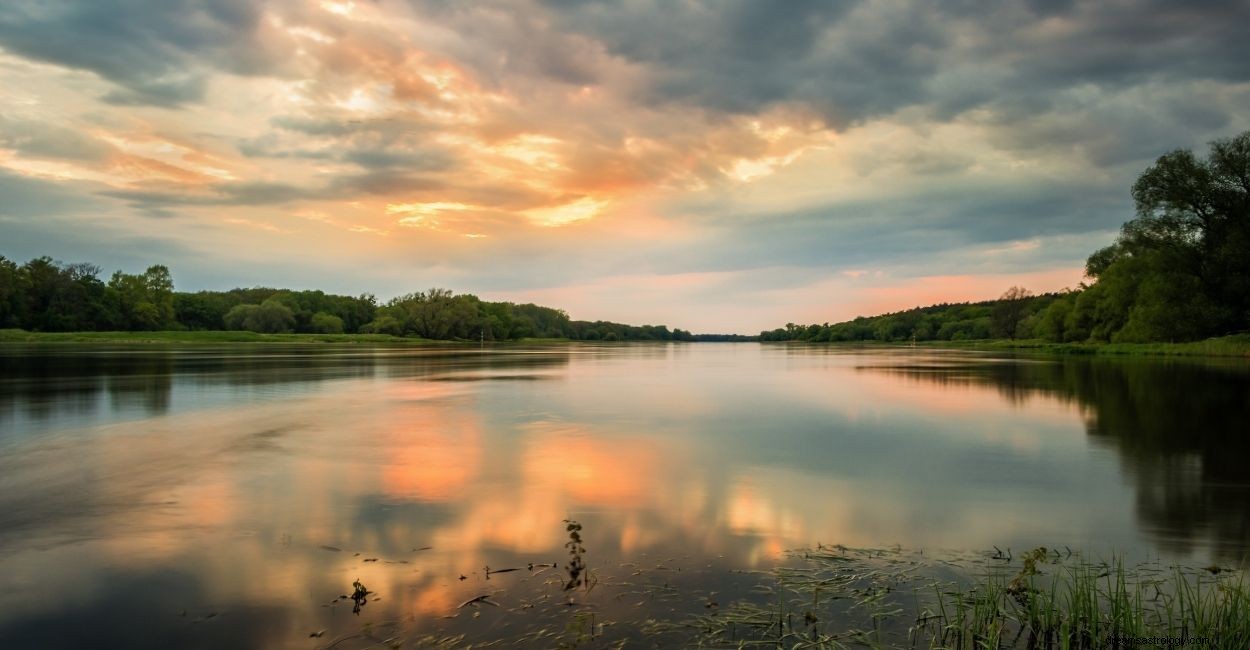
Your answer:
0,257 -> 689,342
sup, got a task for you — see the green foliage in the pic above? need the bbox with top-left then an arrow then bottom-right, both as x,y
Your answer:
360,314 -> 403,336
381,288 -> 483,339
223,303 -> 256,331
1086,130 -> 1250,341
225,298 -> 296,334
108,265 -> 176,330
760,297 -> 1047,343
0,329 -> 422,343
309,311 -> 345,334
0,256 -> 21,328
0,258 -> 685,341
1036,294 -> 1075,342
990,286 -> 1032,339
174,291 -> 232,330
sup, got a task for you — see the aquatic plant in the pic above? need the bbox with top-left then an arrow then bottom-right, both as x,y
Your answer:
562,519 -> 587,594
350,578 -> 370,615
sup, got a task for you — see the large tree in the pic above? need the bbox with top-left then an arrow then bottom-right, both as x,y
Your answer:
1085,130 -> 1250,341
990,286 -> 1033,339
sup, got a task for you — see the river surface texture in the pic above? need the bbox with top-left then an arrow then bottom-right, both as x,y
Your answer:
0,343 -> 1247,648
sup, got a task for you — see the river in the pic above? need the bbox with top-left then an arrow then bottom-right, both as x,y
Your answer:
0,343 -> 1246,647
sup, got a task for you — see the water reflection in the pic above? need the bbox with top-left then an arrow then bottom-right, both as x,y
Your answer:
0,345 -> 570,443
856,354 -> 1250,558
0,344 -> 1246,648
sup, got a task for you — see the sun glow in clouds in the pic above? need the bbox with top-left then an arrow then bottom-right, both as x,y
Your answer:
388,202 -> 474,228
492,134 -> 564,169
0,0 -> 1234,330
525,196 -> 609,227
320,1 -> 355,16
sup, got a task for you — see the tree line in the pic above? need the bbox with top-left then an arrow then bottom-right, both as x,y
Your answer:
762,130 -> 1250,344
758,290 -> 1062,343
0,259 -> 694,342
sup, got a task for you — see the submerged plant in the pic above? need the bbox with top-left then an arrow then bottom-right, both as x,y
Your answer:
351,578 -> 370,615
562,519 -> 587,594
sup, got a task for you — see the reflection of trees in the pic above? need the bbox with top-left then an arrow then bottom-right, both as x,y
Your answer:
0,568 -> 291,649
0,349 -> 175,421
0,346 -> 572,427
861,356 -> 1250,557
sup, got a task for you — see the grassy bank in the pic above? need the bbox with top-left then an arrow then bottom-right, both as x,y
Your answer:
0,330 -> 688,346
5,328 -> 1249,357
0,328 -> 445,345
781,334 -> 1250,358
937,334 -> 1250,358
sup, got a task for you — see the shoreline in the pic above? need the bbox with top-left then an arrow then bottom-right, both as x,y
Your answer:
0,330 -> 671,346
3,328 -> 1249,358
763,335 -> 1250,359
0,329 -> 446,345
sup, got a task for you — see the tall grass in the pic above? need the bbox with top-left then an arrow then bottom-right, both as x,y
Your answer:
662,546 -> 1249,649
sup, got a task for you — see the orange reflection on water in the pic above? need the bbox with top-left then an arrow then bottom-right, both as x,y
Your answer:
380,401 -> 484,502
407,420 -> 679,560
521,422 -> 661,508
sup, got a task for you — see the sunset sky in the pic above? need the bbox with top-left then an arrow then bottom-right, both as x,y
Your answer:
2,0 -> 1247,333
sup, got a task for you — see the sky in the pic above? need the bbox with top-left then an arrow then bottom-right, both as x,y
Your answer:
1,0 -> 1248,333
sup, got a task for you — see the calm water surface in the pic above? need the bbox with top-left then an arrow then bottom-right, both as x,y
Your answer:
0,343 -> 1247,647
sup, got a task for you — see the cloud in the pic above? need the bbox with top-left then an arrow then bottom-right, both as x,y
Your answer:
0,117 -> 116,162
0,171 -> 207,273
1,0 -> 1247,329
433,0 -> 1250,132
0,169 -> 106,217
0,0 -> 282,107
342,147 -> 456,171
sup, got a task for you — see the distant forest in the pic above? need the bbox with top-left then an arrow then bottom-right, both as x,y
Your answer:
0,261 -> 697,342
763,130 -> 1250,344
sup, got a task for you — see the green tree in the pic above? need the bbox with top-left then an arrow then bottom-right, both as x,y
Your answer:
224,298 -> 295,333
1037,295 -> 1074,342
309,311 -> 345,334
990,286 -> 1032,339
107,264 -> 176,330
143,265 -> 176,326
250,298 -> 296,333
360,314 -> 403,336
0,255 -> 23,327
223,304 -> 258,331
1085,130 -> 1250,340
175,291 -> 232,330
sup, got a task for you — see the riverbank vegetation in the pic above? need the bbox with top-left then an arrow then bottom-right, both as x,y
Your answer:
311,539 -> 1250,649
936,334 -> 1250,357
0,258 -> 694,342
762,131 -> 1250,348
646,546 -> 1250,649
0,329 -> 428,344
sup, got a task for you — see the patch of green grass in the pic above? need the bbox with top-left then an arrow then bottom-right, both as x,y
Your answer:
0,328 -> 448,345
816,334 -> 1250,358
